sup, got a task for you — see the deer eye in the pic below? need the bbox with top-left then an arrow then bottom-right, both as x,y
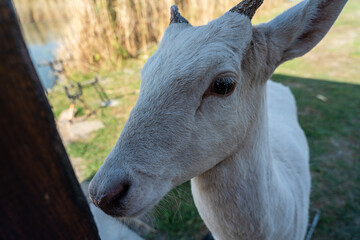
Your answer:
210,77 -> 236,96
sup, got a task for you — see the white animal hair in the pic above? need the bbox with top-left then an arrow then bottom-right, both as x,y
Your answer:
89,0 -> 348,239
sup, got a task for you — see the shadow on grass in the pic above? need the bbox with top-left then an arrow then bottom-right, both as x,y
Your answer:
272,74 -> 359,239
148,74 -> 359,240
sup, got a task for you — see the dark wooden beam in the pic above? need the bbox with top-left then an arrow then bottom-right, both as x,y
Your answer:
0,0 -> 100,239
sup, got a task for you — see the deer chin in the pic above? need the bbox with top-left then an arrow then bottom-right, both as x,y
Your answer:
102,199 -> 155,218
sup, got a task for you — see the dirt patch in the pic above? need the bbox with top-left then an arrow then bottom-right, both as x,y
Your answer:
57,108 -> 104,145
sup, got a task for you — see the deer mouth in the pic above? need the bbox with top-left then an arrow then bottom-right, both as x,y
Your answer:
93,189 -> 159,218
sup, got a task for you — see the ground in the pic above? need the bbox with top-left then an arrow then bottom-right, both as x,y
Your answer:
48,0 -> 359,239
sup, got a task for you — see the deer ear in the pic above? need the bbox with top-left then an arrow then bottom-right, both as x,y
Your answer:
255,0 -> 347,66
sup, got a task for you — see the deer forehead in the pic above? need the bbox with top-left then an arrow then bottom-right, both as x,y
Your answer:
140,12 -> 253,96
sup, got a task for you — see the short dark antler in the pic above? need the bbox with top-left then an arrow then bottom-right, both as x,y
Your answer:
170,5 -> 189,25
229,0 -> 264,19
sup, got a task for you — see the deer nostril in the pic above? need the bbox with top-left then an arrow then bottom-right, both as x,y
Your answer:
89,182 -> 131,211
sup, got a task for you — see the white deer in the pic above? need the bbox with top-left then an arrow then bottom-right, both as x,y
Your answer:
89,0 -> 347,239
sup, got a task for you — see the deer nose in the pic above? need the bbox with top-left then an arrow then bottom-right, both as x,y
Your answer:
88,180 -> 130,214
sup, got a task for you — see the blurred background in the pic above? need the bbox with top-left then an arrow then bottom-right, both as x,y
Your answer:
13,0 -> 359,239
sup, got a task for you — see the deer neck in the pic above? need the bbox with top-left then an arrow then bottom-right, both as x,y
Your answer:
191,87 -> 277,239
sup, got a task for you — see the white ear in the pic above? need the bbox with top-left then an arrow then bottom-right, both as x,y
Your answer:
255,0 -> 347,65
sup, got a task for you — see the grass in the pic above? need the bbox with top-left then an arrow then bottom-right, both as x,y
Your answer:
271,74 -> 360,239
48,60 -> 143,179
46,0 -> 360,239
148,182 -> 207,240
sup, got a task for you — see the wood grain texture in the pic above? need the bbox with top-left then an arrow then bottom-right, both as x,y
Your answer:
0,0 -> 100,239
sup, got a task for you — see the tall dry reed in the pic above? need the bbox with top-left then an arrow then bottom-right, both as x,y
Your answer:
14,0 -> 75,22
15,0 -> 287,72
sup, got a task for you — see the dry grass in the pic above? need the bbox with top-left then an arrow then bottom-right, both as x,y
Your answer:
14,0 -> 287,72
14,0 -> 74,22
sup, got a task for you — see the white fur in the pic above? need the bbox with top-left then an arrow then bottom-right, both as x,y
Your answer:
90,204 -> 143,240
192,80 -> 310,239
89,0 -> 347,239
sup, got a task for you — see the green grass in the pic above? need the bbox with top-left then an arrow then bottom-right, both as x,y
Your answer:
147,182 -> 207,240
271,74 -> 360,239
47,0 -> 359,239
48,60 -> 143,179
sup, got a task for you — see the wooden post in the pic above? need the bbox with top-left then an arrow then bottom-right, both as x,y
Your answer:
0,1 -> 100,239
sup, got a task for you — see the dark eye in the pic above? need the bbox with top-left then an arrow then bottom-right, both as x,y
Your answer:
210,77 -> 236,96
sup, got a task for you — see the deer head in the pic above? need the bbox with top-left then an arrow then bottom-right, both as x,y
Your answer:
89,0 -> 347,217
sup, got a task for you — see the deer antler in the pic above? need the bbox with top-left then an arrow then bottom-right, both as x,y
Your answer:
230,0 -> 264,19
170,5 -> 189,25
